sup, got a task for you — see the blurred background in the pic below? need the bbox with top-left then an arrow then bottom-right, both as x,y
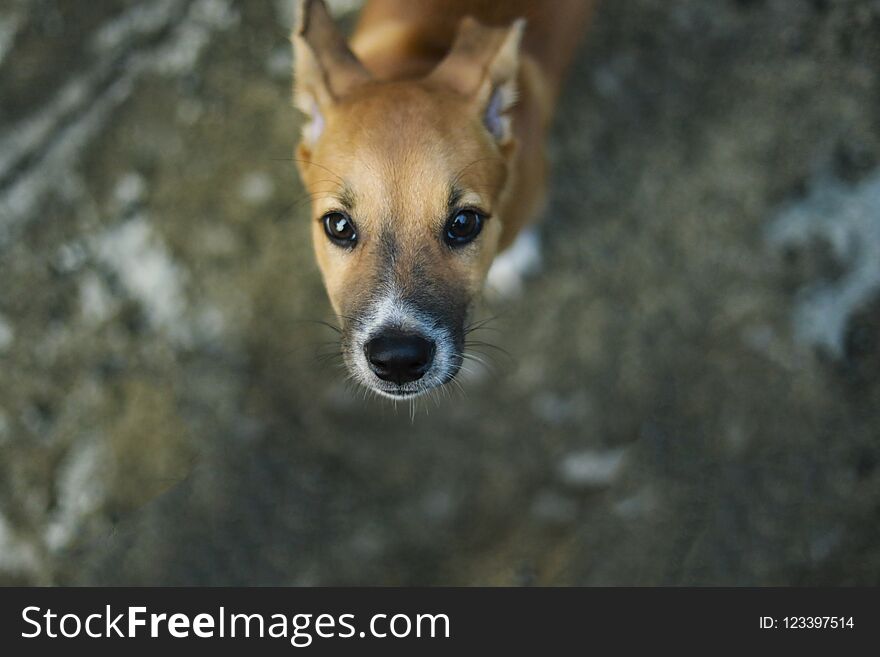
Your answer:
1,0 -> 879,586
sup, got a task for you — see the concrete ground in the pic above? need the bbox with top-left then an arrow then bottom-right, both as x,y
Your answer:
0,0 -> 878,585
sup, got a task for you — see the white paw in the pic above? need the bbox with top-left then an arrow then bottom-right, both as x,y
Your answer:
485,228 -> 542,299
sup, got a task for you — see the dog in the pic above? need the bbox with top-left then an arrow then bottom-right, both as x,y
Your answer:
292,0 -> 595,399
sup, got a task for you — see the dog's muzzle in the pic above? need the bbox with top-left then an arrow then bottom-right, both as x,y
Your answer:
341,288 -> 466,398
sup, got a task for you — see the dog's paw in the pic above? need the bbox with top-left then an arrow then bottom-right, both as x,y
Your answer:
485,228 -> 542,299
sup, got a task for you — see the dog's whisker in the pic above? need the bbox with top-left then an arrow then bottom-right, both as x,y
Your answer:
461,352 -> 490,366
281,157 -> 347,186
292,318 -> 343,334
450,378 -> 466,398
463,350 -> 497,367
464,345 -> 513,368
464,340 -> 510,356
465,326 -> 503,337
465,346 -> 513,370
463,315 -> 504,335
461,353 -> 497,376
464,315 -> 497,330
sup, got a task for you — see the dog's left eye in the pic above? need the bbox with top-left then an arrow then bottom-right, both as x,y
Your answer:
444,209 -> 484,246
323,211 -> 357,247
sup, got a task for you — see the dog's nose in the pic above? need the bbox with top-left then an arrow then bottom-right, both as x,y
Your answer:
364,332 -> 435,384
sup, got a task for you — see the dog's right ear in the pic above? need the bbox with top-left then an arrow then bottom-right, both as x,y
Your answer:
292,0 -> 370,151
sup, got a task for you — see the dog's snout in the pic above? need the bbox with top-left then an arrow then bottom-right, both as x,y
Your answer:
364,331 -> 435,384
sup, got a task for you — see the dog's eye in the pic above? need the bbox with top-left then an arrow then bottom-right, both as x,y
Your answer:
323,212 -> 357,247
444,209 -> 484,246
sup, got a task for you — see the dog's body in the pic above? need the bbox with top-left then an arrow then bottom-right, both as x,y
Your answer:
292,0 -> 594,398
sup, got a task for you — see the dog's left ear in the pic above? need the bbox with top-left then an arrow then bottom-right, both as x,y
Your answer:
427,16 -> 526,144
292,0 -> 370,150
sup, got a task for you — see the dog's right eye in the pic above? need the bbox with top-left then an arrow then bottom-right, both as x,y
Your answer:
444,209 -> 484,247
322,211 -> 357,247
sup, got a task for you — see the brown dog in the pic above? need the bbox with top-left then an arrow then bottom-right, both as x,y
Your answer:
292,0 -> 595,399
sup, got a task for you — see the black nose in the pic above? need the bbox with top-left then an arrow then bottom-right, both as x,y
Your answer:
364,332 -> 435,384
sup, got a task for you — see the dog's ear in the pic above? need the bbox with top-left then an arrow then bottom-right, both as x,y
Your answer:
292,0 -> 370,149
427,16 -> 525,144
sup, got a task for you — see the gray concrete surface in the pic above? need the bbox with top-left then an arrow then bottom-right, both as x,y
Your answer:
0,0 -> 878,585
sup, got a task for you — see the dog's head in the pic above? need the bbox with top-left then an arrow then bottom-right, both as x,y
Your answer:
292,0 -> 523,399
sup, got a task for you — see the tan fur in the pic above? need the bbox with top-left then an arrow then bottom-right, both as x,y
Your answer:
291,0 -> 595,395
303,81 -> 507,316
